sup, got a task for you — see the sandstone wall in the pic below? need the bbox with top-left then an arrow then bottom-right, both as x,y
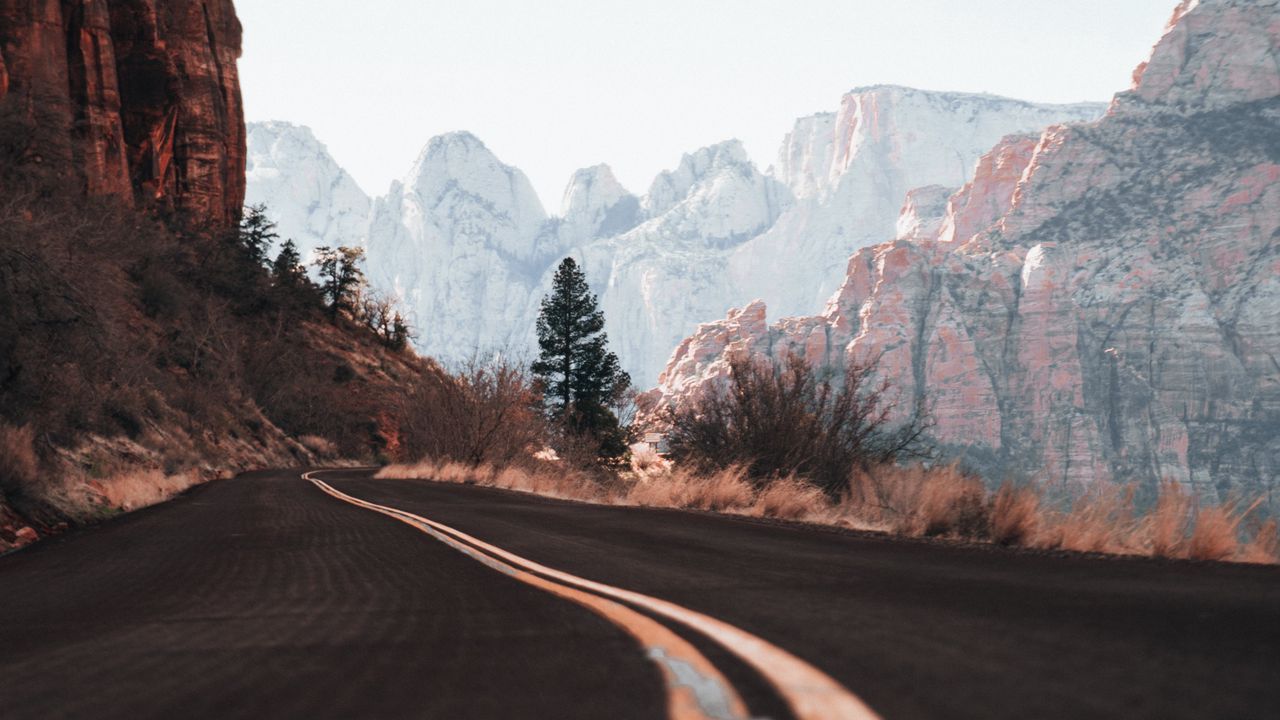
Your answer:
0,0 -> 245,224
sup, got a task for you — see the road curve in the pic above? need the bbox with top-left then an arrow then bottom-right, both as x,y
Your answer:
1,468 -> 1278,719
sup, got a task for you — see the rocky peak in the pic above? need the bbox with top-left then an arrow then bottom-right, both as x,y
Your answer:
558,164 -> 640,242
403,131 -> 546,239
772,111 -> 837,199
244,121 -> 370,260
643,140 -> 759,217
896,185 -> 955,242
1119,0 -> 1280,114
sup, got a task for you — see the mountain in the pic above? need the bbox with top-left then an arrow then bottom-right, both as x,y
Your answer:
645,0 -> 1280,506
248,91 -> 1102,385
365,131 -> 558,357
245,121 -> 371,263
729,87 -> 1106,319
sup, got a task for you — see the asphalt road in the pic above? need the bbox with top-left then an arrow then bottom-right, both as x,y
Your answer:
1,468 -> 1278,719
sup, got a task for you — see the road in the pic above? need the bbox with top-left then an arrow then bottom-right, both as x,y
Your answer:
0,468 -> 1277,719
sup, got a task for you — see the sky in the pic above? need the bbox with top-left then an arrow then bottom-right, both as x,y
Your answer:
236,0 -> 1176,213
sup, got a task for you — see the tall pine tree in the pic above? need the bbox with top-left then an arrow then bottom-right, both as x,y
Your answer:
532,257 -> 631,459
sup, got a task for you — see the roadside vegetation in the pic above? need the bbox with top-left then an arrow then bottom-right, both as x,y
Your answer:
380,348 -> 1279,566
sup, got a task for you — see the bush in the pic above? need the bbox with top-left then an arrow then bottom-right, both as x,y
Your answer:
664,353 -> 930,495
397,354 -> 545,468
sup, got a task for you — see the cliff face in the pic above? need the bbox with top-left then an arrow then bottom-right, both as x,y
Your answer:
646,0 -> 1280,506
0,0 -> 245,224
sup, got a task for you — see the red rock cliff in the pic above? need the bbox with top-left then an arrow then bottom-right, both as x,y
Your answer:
0,0 -> 245,225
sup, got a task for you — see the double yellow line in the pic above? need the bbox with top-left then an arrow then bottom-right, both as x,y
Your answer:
305,471 -> 878,720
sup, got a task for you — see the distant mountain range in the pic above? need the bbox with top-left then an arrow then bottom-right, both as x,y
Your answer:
246,89 -> 1103,384
645,0 -> 1280,506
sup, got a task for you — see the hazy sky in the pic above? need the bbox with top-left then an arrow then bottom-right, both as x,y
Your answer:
236,0 -> 1176,211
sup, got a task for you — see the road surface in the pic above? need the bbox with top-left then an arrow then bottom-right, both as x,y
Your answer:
0,468 -> 1277,719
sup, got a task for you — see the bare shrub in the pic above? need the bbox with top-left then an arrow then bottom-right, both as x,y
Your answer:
664,353 -> 929,495
990,482 -> 1039,546
0,423 -> 39,498
398,353 -> 544,468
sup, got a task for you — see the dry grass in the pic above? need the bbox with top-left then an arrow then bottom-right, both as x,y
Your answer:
299,434 -> 339,459
0,424 -> 40,498
629,443 -> 671,478
378,456 -> 1278,566
1241,519 -> 1279,565
990,482 -> 1040,546
1144,480 -> 1193,558
377,459 -> 605,503
749,476 -> 829,521
96,469 -> 198,512
1186,500 -> 1261,562
1040,485 -> 1138,554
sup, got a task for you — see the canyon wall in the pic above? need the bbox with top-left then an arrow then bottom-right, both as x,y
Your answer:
645,0 -> 1280,505
0,0 -> 245,224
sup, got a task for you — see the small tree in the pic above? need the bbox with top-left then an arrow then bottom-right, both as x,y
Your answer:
239,204 -> 279,266
313,245 -> 366,320
271,239 -> 306,286
531,257 -> 631,460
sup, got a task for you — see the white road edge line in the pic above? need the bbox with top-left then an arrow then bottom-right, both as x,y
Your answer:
306,470 -> 880,720
304,471 -> 749,720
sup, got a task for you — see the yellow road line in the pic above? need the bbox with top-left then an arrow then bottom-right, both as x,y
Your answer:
305,472 -> 748,720
307,472 -> 880,720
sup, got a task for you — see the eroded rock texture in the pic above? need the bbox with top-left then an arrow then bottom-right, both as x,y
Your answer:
0,0 -> 245,224
646,0 -> 1280,506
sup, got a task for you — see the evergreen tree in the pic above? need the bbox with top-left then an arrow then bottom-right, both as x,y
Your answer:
531,257 -> 631,458
271,239 -> 305,286
389,313 -> 411,352
239,204 -> 279,266
313,245 -> 366,320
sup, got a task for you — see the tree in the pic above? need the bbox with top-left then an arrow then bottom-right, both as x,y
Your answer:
531,257 -> 631,459
313,245 -> 366,320
239,204 -> 279,266
271,239 -> 305,286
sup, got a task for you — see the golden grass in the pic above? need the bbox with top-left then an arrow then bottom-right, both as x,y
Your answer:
376,456 -> 1278,565
298,434 -> 339,459
748,476 -> 829,522
990,482 -> 1040,546
97,469 -> 198,512
1144,480 -> 1193,558
0,423 -> 40,496
377,459 -> 605,503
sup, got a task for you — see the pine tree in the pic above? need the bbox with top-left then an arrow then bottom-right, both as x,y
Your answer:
313,245 -> 366,320
271,239 -> 305,286
531,257 -> 631,458
239,204 -> 279,266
